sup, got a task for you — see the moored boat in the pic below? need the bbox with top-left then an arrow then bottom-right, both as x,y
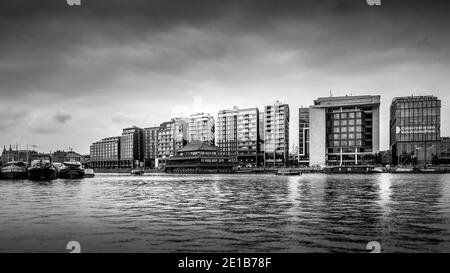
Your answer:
417,167 -> 447,174
276,169 -> 302,176
131,168 -> 144,176
28,160 -> 57,181
58,161 -> 85,179
394,167 -> 414,173
323,166 -> 376,174
1,161 -> 28,179
84,168 -> 95,178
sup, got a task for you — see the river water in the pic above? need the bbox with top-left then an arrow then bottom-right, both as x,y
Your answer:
0,173 -> 449,253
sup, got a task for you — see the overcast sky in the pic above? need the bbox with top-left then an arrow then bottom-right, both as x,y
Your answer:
1,0 -> 449,154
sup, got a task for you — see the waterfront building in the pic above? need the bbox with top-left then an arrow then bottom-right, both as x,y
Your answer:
217,107 -> 261,167
51,150 -> 67,163
264,101 -> 290,167
217,107 -> 238,157
390,95 -> 441,166
298,107 -> 310,166
165,141 -> 235,173
258,111 -> 265,164
90,137 -> 121,169
187,113 -> 215,146
143,126 -> 160,168
308,95 -> 380,167
157,118 -> 188,166
289,145 -> 300,167
120,126 -> 144,168
439,137 -> 450,164
1,145 -> 39,165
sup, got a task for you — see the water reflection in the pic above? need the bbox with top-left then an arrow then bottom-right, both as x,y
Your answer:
0,174 -> 449,252
377,173 -> 393,209
386,175 -> 448,252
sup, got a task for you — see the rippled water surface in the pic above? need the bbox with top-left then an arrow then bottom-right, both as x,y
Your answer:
1,173 -> 450,253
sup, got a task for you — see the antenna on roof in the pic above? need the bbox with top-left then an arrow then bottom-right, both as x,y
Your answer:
329,90 -> 333,97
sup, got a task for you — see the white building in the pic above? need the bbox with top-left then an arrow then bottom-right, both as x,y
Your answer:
187,113 -> 215,146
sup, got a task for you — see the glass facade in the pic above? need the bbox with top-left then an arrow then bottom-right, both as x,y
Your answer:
298,107 -> 310,165
326,106 -> 375,165
440,137 -> 450,164
143,127 -> 159,168
390,96 -> 441,165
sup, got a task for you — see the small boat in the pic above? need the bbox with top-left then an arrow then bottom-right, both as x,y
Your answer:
84,168 -> 95,178
131,168 -> 144,176
1,161 -> 28,179
58,161 -> 85,179
416,168 -> 446,174
394,167 -> 414,173
28,160 -> 57,181
276,169 -> 302,176
373,167 -> 384,173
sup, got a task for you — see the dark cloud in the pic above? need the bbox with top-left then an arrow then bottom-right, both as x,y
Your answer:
0,0 -> 449,152
53,111 -> 72,124
1,0 -> 449,98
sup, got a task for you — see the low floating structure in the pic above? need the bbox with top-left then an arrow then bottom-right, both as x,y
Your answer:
1,161 -> 28,179
323,166 -> 377,174
165,142 -> 236,173
276,169 -> 302,176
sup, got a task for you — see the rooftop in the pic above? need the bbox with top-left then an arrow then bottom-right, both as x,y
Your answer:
177,141 -> 219,153
392,95 -> 439,103
313,95 -> 381,108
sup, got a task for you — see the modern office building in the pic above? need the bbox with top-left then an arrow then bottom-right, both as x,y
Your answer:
390,95 -> 441,166
157,118 -> 188,166
439,137 -> 450,164
143,126 -> 160,168
187,113 -> 215,146
90,136 -> 121,169
120,126 -> 144,168
308,95 -> 380,167
264,101 -> 290,167
298,107 -> 310,166
217,107 -> 261,167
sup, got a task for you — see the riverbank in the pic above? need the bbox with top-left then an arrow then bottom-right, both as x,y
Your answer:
92,166 -> 450,174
